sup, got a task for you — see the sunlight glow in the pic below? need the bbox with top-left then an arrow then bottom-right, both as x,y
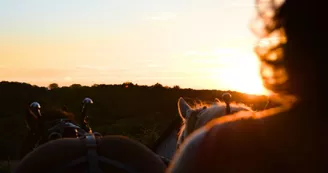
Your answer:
213,52 -> 268,95
0,0 -> 269,95
183,48 -> 268,95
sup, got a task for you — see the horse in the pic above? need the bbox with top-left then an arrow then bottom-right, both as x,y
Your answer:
20,98 -> 100,159
152,93 -> 254,162
176,93 -> 253,149
16,98 -> 169,173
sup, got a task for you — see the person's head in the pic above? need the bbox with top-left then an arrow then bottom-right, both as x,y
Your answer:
250,0 -> 322,108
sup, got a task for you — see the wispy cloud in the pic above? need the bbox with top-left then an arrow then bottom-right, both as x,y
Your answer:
148,12 -> 176,21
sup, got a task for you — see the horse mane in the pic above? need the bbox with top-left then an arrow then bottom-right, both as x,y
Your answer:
40,107 -> 76,123
177,101 -> 253,138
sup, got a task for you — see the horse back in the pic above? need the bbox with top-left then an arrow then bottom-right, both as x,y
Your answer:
15,136 -> 166,173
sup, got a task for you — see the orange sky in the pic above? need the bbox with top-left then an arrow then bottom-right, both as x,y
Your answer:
0,0 -> 269,95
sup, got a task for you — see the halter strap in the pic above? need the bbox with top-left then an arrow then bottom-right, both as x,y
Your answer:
52,133 -> 139,173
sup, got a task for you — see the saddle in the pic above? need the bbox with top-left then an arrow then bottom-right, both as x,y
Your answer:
15,134 -> 167,173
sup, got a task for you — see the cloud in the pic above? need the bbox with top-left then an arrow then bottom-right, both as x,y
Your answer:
148,12 -> 176,21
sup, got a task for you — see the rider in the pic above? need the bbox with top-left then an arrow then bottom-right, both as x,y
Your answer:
167,0 -> 324,172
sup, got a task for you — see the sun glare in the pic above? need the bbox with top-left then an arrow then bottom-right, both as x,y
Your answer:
215,70 -> 268,95
209,50 -> 269,95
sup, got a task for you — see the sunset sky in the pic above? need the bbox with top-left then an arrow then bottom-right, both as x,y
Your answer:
0,0 -> 269,95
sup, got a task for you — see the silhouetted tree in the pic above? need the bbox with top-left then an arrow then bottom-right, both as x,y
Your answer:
48,83 -> 59,90
173,85 -> 180,89
152,83 -> 163,89
70,84 -> 82,88
123,81 -> 134,88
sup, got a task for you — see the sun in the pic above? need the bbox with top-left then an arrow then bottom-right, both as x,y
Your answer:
210,50 -> 269,95
213,69 -> 268,95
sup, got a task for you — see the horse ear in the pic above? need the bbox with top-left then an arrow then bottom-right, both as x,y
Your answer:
214,98 -> 221,103
178,97 -> 192,119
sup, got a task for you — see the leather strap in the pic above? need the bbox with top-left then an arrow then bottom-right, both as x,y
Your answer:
85,134 -> 102,173
52,133 -> 139,173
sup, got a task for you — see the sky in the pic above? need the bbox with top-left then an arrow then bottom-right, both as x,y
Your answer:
0,0 -> 269,95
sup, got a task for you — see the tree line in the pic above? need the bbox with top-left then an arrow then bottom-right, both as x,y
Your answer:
0,81 -> 269,160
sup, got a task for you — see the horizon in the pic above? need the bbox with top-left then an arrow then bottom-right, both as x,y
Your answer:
0,80 -> 267,97
0,0 -> 269,95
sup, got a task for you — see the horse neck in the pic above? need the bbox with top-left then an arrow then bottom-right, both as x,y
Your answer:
177,103 -> 252,148
194,103 -> 251,129
194,105 -> 226,127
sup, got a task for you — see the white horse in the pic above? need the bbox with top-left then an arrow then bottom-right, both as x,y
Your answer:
153,95 -> 254,160
176,96 -> 253,149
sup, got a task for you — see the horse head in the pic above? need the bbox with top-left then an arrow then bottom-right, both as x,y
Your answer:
176,93 -> 252,149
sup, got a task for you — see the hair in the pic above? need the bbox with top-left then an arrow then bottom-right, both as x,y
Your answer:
176,100 -> 253,148
250,0 -> 321,108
